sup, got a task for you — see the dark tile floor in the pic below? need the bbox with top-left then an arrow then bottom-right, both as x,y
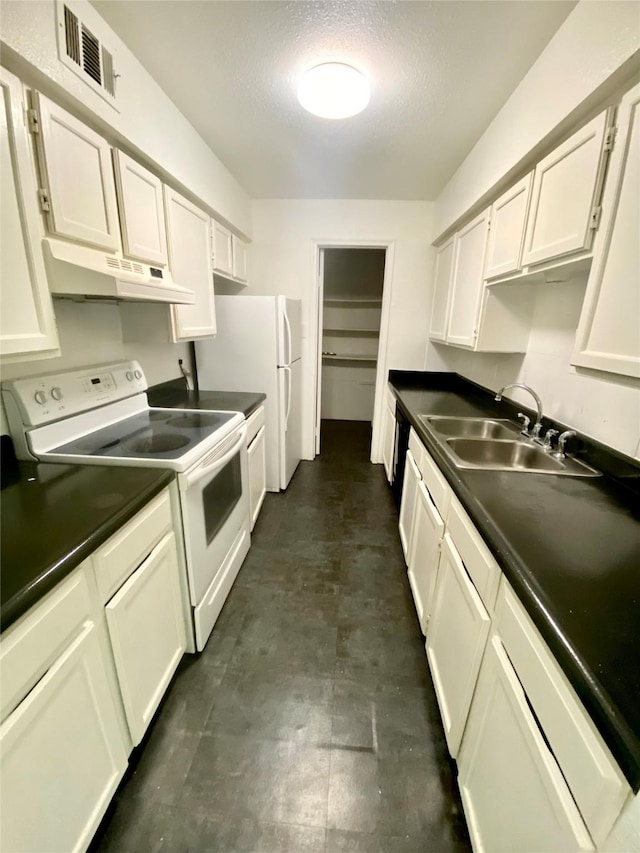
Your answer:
91,420 -> 471,853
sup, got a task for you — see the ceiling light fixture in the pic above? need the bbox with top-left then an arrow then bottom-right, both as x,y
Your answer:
297,62 -> 370,119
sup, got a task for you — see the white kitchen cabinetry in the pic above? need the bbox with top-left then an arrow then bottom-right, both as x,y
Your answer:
0,68 -> 59,362
246,406 -> 266,531
429,236 -> 455,341
484,173 -> 533,280
407,479 -> 445,634
95,488 -> 187,746
0,568 -> 128,853
446,209 -> 490,348
112,149 -> 168,266
165,187 -> 216,341
31,91 -> 120,251
382,386 -> 396,484
522,109 -> 612,267
458,635 -> 594,853
232,233 -> 248,282
398,448 -> 421,561
573,83 -> 640,380
426,531 -> 492,758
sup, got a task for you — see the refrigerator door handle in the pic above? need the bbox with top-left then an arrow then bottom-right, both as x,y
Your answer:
283,306 -> 292,366
283,366 -> 292,429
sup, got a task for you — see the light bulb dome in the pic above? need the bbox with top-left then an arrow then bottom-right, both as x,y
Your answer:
297,62 -> 370,119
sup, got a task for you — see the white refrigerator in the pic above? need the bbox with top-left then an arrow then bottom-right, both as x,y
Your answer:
195,295 -> 303,491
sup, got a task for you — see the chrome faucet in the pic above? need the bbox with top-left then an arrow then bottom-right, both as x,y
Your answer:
495,384 -> 544,439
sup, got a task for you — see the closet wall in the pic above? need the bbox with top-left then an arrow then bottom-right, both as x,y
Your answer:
321,248 -> 385,421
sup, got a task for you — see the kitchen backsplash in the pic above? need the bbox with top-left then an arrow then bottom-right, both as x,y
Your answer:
427,275 -> 640,459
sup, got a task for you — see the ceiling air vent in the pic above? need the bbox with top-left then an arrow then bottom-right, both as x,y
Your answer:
57,2 -> 118,108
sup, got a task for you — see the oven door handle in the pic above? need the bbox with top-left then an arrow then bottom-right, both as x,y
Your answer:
179,426 -> 247,490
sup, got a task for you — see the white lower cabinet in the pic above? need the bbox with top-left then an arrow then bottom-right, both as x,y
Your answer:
0,573 -> 128,853
407,478 -> 445,633
247,424 -> 267,531
426,532 -> 491,758
382,390 -> 396,484
398,449 -> 420,560
458,635 -> 594,853
105,532 -> 186,746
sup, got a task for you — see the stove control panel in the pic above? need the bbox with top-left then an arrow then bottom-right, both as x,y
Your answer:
1,361 -> 148,428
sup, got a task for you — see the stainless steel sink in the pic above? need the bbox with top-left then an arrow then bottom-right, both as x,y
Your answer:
446,439 -> 564,472
421,416 -> 519,440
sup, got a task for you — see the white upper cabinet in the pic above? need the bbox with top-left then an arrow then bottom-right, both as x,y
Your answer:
0,68 -> 59,361
446,209 -> 490,348
112,149 -> 168,266
573,83 -> 640,380
522,109 -> 612,267
429,236 -> 455,341
232,234 -> 248,282
212,219 -> 233,276
484,173 -> 533,280
31,92 -> 120,251
165,187 -> 216,341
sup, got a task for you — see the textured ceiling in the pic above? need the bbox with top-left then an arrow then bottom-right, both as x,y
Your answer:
91,0 -> 576,200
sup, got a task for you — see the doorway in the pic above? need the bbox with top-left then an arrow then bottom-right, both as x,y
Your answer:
315,247 -> 388,456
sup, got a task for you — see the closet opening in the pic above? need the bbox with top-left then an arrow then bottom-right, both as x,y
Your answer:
315,247 -> 387,456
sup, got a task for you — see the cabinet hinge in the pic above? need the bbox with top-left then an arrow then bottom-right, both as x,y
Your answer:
603,126 -> 617,152
589,205 -> 602,231
38,188 -> 51,212
27,108 -> 40,134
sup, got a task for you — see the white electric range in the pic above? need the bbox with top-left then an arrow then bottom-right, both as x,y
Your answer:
2,361 -> 250,650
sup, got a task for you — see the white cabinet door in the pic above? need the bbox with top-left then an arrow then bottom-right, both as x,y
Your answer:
0,622 -> 128,853
573,83 -> 640,379
0,69 -> 59,361
458,636 -> 594,853
429,236 -> 455,341
212,219 -> 233,276
113,149 -> 168,266
232,234 -> 248,282
165,187 -> 216,341
248,424 -> 266,531
484,173 -> 533,279
105,532 -> 186,745
407,479 -> 445,634
398,450 -> 420,563
426,532 -> 491,758
382,401 -> 396,484
446,209 -> 489,348
32,92 -> 120,250
522,110 -> 611,267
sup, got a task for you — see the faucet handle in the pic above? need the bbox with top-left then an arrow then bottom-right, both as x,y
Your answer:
553,430 -> 577,459
530,422 -> 543,441
542,429 -> 559,451
517,412 -> 530,435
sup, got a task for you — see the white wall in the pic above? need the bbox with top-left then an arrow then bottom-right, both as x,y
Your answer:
0,301 -> 192,436
428,274 -> 640,458
434,0 -> 640,238
250,199 -> 434,458
0,0 -> 251,236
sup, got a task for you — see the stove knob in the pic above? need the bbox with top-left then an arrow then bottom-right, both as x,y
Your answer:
51,386 -> 63,401
134,370 -> 143,380
126,371 -> 134,382
34,390 -> 48,405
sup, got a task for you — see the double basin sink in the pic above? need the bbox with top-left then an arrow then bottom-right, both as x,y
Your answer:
420,416 -> 600,477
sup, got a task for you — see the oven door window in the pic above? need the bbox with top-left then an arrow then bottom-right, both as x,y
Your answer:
203,452 -> 242,545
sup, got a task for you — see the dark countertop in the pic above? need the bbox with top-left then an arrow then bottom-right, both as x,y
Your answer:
1,444 -> 173,633
148,377 -> 265,418
389,371 -> 640,791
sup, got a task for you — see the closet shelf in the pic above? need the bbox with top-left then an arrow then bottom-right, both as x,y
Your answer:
322,353 -> 377,363
323,297 -> 382,305
323,327 -> 380,335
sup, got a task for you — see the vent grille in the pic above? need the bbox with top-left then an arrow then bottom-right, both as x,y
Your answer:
60,4 -> 116,103
105,257 -> 146,276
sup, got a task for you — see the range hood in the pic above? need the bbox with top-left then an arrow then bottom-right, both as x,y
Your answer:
43,238 -> 195,304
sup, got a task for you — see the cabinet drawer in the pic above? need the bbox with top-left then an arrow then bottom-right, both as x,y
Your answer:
446,496 -> 500,612
496,581 -> 629,844
94,489 -> 173,603
246,405 -> 265,446
419,446 -> 450,519
0,566 -> 92,722
408,427 -> 425,472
